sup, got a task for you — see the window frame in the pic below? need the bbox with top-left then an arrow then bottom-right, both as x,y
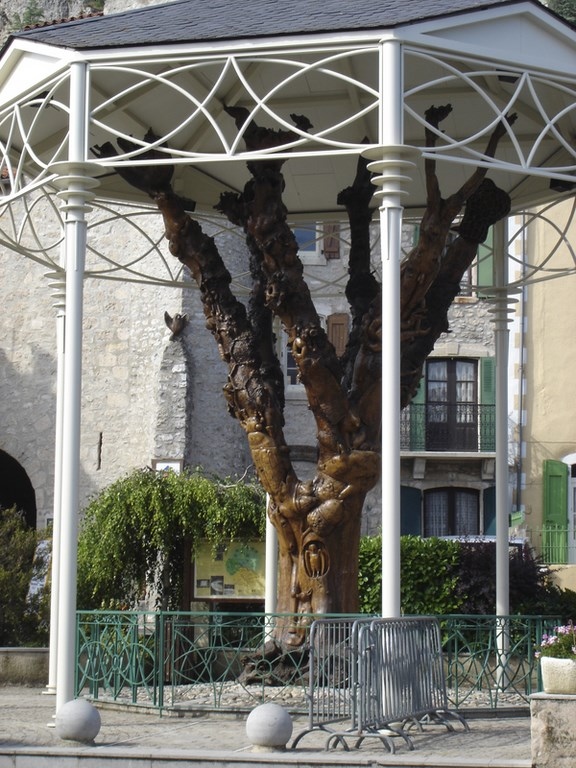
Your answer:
423,487 -> 480,537
293,221 -> 341,265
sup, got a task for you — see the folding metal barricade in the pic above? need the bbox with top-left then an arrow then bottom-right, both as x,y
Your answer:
358,618 -> 469,741
291,616 -> 468,753
291,617 -> 369,749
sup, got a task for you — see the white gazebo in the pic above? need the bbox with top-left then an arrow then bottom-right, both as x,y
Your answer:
1,0 -> 576,711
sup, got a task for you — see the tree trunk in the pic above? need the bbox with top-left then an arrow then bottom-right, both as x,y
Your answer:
92,104 -> 515,648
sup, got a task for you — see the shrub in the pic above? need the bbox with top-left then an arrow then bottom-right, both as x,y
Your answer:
0,506 -> 49,646
358,535 -> 574,618
358,535 -> 461,615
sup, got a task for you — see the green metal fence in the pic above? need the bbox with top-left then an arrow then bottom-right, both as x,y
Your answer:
76,611 -> 558,713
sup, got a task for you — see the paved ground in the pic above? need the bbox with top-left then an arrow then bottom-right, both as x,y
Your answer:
0,686 -> 532,767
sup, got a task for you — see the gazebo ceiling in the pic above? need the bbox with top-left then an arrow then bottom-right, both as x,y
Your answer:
0,0 -> 575,225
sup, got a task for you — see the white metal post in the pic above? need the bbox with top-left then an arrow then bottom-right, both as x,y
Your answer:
55,60 -> 94,713
491,218 -> 516,688
44,262 -> 66,698
264,495 -> 278,623
363,38 -> 416,617
494,219 -> 511,619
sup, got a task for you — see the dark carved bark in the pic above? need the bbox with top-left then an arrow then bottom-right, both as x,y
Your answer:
92,103 -> 514,646
400,178 -> 512,405
399,106 -> 516,407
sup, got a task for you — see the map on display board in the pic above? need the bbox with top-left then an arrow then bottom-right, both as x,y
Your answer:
193,540 -> 265,600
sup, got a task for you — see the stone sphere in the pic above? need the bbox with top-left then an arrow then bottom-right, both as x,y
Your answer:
55,698 -> 101,743
246,703 -> 293,749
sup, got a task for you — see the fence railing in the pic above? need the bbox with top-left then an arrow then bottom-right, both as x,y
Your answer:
76,611 -> 557,713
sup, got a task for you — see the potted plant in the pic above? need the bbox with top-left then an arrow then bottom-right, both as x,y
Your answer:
536,622 -> 576,694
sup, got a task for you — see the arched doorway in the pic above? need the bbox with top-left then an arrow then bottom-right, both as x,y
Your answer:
0,450 -> 37,528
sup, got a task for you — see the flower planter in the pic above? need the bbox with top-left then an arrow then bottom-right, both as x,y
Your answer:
540,656 -> 576,695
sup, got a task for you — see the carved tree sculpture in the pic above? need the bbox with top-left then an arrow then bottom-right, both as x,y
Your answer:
94,104 -> 514,647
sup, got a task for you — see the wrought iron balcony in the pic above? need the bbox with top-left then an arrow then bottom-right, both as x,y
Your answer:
400,403 -> 496,452
527,526 -> 576,566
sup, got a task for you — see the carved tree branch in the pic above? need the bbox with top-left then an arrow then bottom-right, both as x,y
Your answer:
400,178 -> 511,406
400,107 -> 517,350
217,111 -> 373,469
337,150 -> 380,401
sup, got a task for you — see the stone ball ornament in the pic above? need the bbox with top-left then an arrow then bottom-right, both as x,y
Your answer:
245,702 -> 293,750
55,698 -> 102,743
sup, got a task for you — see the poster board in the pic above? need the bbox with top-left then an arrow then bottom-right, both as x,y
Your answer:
193,540 -> 265,601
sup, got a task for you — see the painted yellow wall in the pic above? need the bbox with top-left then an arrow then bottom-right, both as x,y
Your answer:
522,202 -> 576,537
550,565 -> 576,593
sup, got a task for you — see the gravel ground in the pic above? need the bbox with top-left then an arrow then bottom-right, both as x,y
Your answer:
91,680 -> 530,714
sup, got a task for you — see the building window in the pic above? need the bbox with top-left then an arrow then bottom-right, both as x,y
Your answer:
401,357 -> 496,452
293,222 -> 340,264
424,487 -> 480,537
426,358 -> 478,451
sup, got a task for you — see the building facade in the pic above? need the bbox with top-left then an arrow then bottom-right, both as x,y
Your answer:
509,200 -> 576,589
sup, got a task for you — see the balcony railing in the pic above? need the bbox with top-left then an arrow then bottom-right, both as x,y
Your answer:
527,526 -> 576,565
400,403 -> 495,452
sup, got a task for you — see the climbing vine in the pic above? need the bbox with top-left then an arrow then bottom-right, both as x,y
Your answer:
77,468 -> 265,610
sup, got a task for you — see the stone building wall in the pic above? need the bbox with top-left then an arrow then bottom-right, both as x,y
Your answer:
0,205 -> 254,527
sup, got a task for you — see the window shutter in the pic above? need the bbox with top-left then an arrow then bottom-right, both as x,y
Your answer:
543,459 -> 568,563
483,485 -> 496,535
409,374 -> 426,451
401,486 -> 422,535
323,222 -> 340,260
327,312 -> 349,356
480,357 -> 495,451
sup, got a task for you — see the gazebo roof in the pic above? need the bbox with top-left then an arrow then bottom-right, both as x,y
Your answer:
9,0 -> 528,50
1,0 -> 576,284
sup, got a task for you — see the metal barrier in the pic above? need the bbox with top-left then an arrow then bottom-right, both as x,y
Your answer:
292,617 -> 467,753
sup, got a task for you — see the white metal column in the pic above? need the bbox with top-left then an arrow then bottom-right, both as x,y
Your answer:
55,60 -> 96,713
44,263 -> 66,698
363,38 -> 416,617
264,495 -> 278,617
491,218 -> 516,687
492,219 -> 514,617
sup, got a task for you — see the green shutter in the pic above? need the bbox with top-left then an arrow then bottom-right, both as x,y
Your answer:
409,374 -> 426,451
477,227 -> 494,298
401,486 -> 422,535
483,486 -> 496,535
480,357 -> 495,451
543,459 -> 568,563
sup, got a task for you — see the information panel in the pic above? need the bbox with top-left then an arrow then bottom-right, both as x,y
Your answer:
193,540 -> 265,600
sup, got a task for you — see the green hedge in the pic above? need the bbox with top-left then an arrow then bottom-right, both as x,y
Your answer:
359,535 -> 461,615
358,534 -> 576,619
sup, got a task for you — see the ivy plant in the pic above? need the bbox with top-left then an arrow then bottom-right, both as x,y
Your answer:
77,468 -> 265,610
